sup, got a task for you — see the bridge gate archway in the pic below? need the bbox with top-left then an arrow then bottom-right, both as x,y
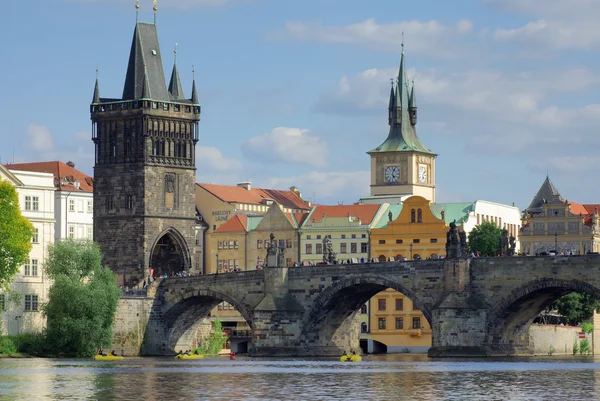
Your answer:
149,228 -> 190,278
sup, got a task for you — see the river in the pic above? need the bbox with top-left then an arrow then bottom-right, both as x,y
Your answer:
1,354 -> 600,400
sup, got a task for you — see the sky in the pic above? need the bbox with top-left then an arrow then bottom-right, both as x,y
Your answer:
2,0 -> 600,210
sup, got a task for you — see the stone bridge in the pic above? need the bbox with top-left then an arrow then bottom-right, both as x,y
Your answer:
131,255 -> 600,357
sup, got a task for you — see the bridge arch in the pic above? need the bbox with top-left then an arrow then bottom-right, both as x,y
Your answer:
160,287 -> 254,352
301,273 -> 432,349
487,278 -> 600,351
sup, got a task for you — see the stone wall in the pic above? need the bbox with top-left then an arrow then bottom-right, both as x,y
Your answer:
112,297 -> 154,356
528,324 -> 581,355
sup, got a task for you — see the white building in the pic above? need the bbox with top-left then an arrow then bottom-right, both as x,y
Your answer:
0,165 -> 55,334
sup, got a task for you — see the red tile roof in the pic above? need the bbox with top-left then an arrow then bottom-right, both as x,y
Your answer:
4,161 -> 93,192
308,204 -> 381,225
197,183 -> 311,211
213,215 -> 248,233
569,203 -> 600,226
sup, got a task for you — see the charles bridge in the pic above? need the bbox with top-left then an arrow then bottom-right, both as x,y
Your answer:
113,254 -> 600,357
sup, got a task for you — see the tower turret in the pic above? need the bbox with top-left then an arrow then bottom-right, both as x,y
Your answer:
388,80 -> 395,126
409,79 -> 417,126
92,77 -> 100,104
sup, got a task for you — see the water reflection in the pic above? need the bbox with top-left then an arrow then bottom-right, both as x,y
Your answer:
0,355 -> 600,400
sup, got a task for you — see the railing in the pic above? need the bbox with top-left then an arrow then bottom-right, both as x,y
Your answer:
121,287 -> 148,297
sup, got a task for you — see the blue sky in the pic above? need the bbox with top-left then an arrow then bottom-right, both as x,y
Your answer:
2,0 -> 599,209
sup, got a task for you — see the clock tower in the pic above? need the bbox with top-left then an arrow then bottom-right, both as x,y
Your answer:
365,42 -> 437,203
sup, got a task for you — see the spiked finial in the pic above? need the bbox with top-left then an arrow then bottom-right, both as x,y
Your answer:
191,65 -> 198,104
135,0 -> 139,22
153,0 -> 157,24
174,42 -> 178,64
401,31 -> 404,53
92,68 -> 100,104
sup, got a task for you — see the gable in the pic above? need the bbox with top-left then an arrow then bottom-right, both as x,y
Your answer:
255,203 -> 295,231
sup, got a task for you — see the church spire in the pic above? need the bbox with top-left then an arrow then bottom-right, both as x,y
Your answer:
388,79 -> 395,126
191,66 -> 198,104
92,69 -> 100,104
168,43 -> 184,100
409,79 -> 417,126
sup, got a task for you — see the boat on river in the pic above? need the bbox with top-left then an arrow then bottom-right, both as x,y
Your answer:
93,354 -> 124,361
175,354 -> 205,360
339,354 -> 362,362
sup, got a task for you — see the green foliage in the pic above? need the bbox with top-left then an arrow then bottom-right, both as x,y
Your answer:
548,344 -> 555,356
43,240 -> 121,357
9,333 -> 45,355
549,292 -> 600,326
467,221 -> 502,257
0,336 -> 17,355
573,340 -> 579,355
581,322 -> 594,334
193,317 -> 228,355
579,338 -> 590,355
0,179 -> 34,290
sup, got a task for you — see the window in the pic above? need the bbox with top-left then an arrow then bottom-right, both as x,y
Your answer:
234,241 -> 239,249
228,240 -> 234,249
395,298 -> 404,311
30,260 -> 38,276
279,239 -> 285,248
341,234 -> 346,239
417,208 -> 422,223
257,240 -> 263,249
87,201 -> 93,213
25,196 -> 32,211
430,238 -> 438,243
126,195 -> 134,209
396,239 -> 403,244
378,298 -> 386,311
306,244 -> 313,254
87,226 -> 93,240
340,243 -> 347,253
316,244 -> 323,254
24,295 -> 38,311
351,234 -> 356,239
360,304 -> 367,314
106,196 -> 114,211
378,240 -> 386,245
361,322 -> 368,333
286,239 -> 292,248
351,243 -> 357,254
396,317 -> 404,330
412,317 -> 421,329
68,226 -> 75,239
361,243 -> 368,253
78,200 -> 84,212
218,241 -> 223,250
32,197 -> 39,211
361,234 -> 366,239
69,199 -> 75,212
316,235 -> 322,240
378,318 -> 386,330
413,239 -> 420,244
306,235 -> 312,240
411,209 -> 416,223
32,228 -> 39,244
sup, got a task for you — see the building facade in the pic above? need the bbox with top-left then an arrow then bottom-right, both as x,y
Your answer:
91,19 -> 201,285
0,166 -> 55,335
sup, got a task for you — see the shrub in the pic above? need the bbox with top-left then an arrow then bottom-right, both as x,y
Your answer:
581,323 -> 594,334
573,340 -> 579,355
0,337 -> 17,355
580,338 -> 590,355
10,333 -> 45,356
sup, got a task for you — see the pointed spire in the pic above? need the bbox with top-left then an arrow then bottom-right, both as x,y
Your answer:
409,79 -> 417,126
168,43 -> 185,100
92,68 -> 100,104
388,78 -> 395,126
191,65 -> 198,104
142,64 -> 151,99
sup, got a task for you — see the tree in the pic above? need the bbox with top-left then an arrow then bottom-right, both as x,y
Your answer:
43,240 -> 121,356
0,179 -> 33,290
467,221 -> 502,257
549,292 -> 600,326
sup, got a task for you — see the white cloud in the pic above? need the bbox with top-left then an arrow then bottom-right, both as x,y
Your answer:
74,131 -> 90,141
487,0 -> 600,50
242,127 -> 329,168
25,124 -> 54,152
196,146 -> 242,173
260,171 -> 370,205
279,18 -> 474,57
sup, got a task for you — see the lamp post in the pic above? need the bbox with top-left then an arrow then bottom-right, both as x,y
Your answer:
410,243 -> 413,260
554,232 -> 558,255
216,253 -> 219,273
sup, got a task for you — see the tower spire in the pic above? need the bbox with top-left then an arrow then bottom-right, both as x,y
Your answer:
409,78 -> 417,126
92,68 -> 100,104
191,65 -> 198,104
388,78 -> 395,126
168,43 -> 184,100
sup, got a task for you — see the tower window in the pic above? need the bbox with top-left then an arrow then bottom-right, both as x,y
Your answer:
125,195 -> 134,210
411,209 -> 416,223
417,208 -> 423,223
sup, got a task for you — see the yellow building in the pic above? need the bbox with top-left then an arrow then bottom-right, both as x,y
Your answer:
521,176 -> 600,255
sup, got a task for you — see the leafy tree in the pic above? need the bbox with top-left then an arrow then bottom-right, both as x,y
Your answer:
193,317 -> 229,355
43,240 -> 121,356
467,221 -> 502,257
549,292 -> 600,326
0,179 -> 33,290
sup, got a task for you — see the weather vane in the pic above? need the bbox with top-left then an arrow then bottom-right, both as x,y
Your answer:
153,0 -> 158,24
135,0 -> 139,22
174,42 -> 178,64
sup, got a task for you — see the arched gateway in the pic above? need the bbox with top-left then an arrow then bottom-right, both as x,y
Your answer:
150,229 -> 191,278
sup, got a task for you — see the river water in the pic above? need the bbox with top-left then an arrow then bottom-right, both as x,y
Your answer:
1,354 -> 600,400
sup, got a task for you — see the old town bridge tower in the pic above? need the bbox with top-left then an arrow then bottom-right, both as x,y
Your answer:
90,19 -> 200,285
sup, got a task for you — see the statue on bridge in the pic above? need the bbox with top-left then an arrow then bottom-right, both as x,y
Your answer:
265,232 -> 285,267
508,234 -> 516,256
446,221 -> 466,259
499,229 -> 509,256
323,235 -> 337,264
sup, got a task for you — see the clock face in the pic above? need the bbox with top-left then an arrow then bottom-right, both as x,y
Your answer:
385,166 -> 400,182
418,165 -> 427,183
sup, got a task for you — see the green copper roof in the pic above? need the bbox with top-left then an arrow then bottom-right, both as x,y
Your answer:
372,205 -> 403,229
430,202 -> 475,226
369,45 -> 435,156
246,215 -> 263,231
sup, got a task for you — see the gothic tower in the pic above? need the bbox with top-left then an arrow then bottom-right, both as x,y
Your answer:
91,19 -> 200,285
367,42 -> 437,203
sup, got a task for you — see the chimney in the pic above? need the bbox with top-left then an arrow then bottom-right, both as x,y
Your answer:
237,182 -> 251,191
66,161 -> 75,168
290,186 -> 302,198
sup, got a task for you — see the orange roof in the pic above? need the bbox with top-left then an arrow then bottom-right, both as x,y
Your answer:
569,202 -> 600,226
308,204 -> 381,225
213,215 -> 248,233
4,161 -> 93,192
283,212 -> 310,228
197,183 -> 311,211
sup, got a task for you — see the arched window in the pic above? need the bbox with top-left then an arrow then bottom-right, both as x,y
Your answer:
411,209 -> 416,223
361,322 -> 368,333
378,255 -> 386,262
417,208 -> 423,223
430,253 -> 439,260
413,254 -> 421,261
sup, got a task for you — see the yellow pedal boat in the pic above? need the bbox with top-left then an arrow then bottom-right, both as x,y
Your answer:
93,354 -> 124,361
340,354 -> 362,362
175,354 -> 205,360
